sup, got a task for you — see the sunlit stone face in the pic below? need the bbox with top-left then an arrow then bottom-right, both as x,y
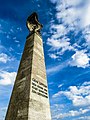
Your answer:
5,13 -> 51,120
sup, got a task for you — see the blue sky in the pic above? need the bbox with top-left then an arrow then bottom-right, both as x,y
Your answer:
0,0 -> 90,120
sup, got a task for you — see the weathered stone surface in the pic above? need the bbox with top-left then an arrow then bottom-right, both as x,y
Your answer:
5,33 -> 51,120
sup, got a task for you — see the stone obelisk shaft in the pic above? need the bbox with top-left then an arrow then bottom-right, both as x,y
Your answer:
5,32 -> 51,120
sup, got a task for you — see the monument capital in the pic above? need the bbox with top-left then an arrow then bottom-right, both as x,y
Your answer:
26,12 -> 43,33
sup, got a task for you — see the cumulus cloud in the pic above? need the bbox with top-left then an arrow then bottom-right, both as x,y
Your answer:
69,50 -> 90,68
52,108 -> 90,119
0,71 -> 16,85
50,0 -> 90,28
48,0 -> 90,69
0,53 -> 11,63
47,37 -> 74,54
53,81 -> 90,106
47,50 -> 90,73
50,24 -> 67,37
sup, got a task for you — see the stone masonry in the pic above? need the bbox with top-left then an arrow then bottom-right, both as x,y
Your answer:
5,31 -> 51,120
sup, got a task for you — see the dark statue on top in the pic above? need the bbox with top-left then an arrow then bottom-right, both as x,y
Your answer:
26,12 -> 43,34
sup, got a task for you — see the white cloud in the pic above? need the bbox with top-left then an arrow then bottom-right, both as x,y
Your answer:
50,24 -> 67,37
49,53 -> 59,59
50,0 -> 82,6
69,50 -> 90,68
77,116 -> 90,120
0,53 -> 10,63
51,104 -> 65,119
56,7 -> 78,28
83,81 -> 90,86
48,0 -> 90,67
82,2 -> 90,27
47,37 -> 73,54
0,71 -> 16,85
58,84 -> 63,88
82,26 -> 90,47
52,108 -> 90,119
15,40 -> 19,43
50,0 -> 90,28
47,38 -> 61,49
53,81 -> 90,106
47,50 -> 89,72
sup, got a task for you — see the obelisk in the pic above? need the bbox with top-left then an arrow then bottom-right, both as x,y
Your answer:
5,12 -> 51,120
